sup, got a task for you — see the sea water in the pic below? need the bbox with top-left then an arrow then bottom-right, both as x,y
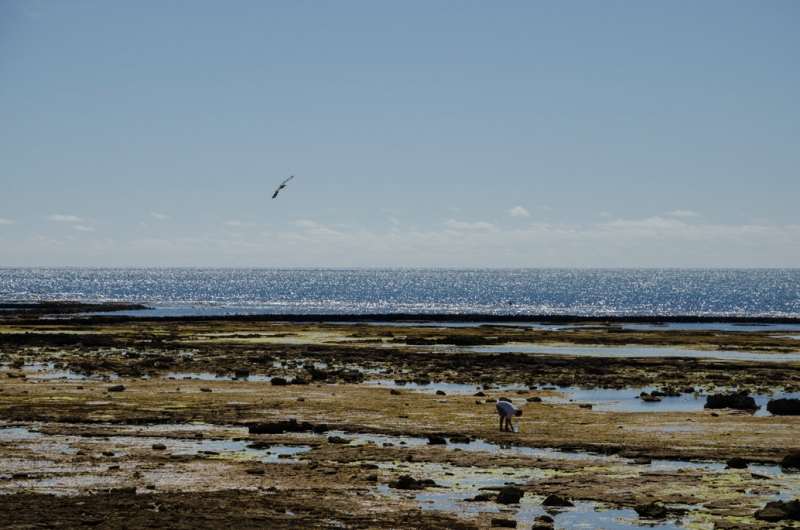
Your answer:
0,268 -> 798,318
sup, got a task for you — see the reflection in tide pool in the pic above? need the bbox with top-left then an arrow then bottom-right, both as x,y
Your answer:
378,467 -> 685,530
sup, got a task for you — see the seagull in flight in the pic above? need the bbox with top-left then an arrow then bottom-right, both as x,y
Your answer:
272,175 -> 294,199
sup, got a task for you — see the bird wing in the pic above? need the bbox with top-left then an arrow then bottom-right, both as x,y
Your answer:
271,176 -> 294,199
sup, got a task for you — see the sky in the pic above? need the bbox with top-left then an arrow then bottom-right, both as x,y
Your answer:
0,0 -> 798,267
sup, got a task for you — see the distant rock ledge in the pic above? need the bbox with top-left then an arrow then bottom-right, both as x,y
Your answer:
0,301 -> 148,316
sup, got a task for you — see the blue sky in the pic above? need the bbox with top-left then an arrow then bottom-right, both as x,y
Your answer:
1,1 -> 798,267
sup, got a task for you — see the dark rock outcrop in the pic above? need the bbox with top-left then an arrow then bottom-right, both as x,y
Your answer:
248,419 -> 313,435
726,457 -> 748,469
427,434 -> 447,445
634,502 -> 667,519
754,500 -> 800,522
767,398 -> 800,416
780,453 -> 800,469
542,494 -> 573,507
495,486 -> 524,505
388,475 -> 433,490
704,391 -> 759,411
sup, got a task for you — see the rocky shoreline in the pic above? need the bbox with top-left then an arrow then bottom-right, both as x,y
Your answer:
2,315 -> 800,528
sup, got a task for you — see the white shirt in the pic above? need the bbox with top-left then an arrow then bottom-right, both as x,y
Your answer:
496,400 -> 519,419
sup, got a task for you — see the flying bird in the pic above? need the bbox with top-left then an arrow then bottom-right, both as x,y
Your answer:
272,175 -> 294,199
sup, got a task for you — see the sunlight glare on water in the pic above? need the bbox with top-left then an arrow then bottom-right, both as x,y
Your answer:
0,268 -> 798,317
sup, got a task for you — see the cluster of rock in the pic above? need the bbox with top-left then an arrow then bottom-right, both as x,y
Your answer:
704,391 -> 760,411
247,419 -> 328,435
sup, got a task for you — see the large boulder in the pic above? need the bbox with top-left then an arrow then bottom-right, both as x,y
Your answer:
389,475 -> 429,490
427,434 -> 447,445
495,486 -> 525,504
767,398 -> 800,416
726,457 -> 748,469
542,494 -> 574,507
634,502 -> 667,519
780,453 -> 800,469
704,391 -> 759,411
755,500 -> 800,522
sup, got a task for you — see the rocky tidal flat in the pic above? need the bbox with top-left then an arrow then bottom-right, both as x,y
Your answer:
2,314 -> 800,528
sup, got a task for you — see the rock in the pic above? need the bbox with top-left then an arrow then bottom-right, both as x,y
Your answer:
390,389 -> 402,395
247,441 -> 270,450
490,518 -> 517,528
200,388 -> 212,393
780,453 -> 800,469
495,485 -> 524,504
248,419 -> 313,435
245,468 -> 265,475
532,514 -> 555,529
640,392 -> 661,402
631,457 -> 652,465
526,396 -> 542,403
270,377 -> 288,386
234,369 -> 250,378
542,494 -> 573,507
466,493 -> 493,502
474,391 -> 486,397
312,423 -> 329,434
427,434 -> 447,445
365,474 -> 378,482
767,398 -> 800,415
578,404 -> 592,409
535,515 -> 554,524
704,391 -> 759,411
304,366 -> 329,381
726,457 -> 748,469
327,435 -> 351,444
389,475 -> 420,490
152,443 -> 167,450
449,435 -> 471,444
634,502 -> 667,519
754,499 -> 800,522
435,390 -> 446,396
498,396 -> 512,403
107,385 -> 125,392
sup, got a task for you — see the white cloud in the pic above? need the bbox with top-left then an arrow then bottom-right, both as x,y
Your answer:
71,224 -> 94,232
442,219 -> 496,230
0,218 -> 13,225
668,210 -> 701,218
388,217 -> 400,225
599,212 -> 611,218
50,214 -> 81,222
151,213 -> 169,219
508,206 -> 530,218
2,214 -> 798,267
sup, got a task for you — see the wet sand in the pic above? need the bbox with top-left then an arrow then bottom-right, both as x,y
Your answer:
2,313 -> 800,528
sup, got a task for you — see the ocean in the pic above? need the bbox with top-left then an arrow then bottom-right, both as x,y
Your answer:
0,268 -> 798,318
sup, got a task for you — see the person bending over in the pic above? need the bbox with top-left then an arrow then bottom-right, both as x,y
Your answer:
496,400 -> 522,432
